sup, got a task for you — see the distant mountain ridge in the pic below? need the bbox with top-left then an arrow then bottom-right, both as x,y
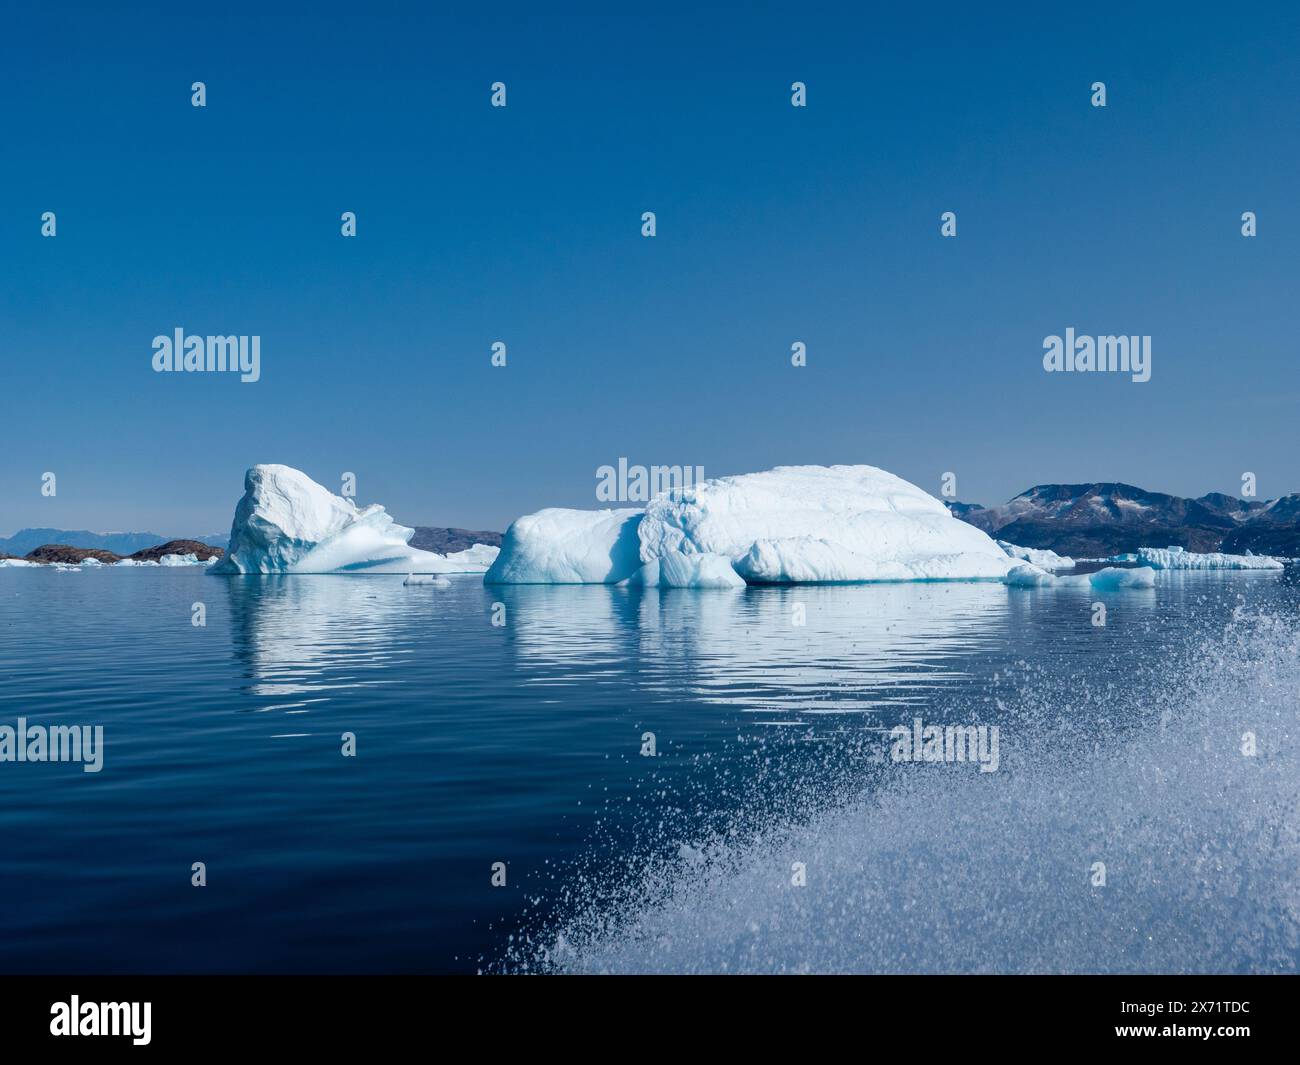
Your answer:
952,483 -> 1300,556
0,528 -> 227,555
409,527 -> 503,554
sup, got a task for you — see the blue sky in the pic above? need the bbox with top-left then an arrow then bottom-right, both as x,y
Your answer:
3,1 -> 1298,535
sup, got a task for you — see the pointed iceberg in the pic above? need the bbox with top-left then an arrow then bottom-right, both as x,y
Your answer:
211,464 -> 498,575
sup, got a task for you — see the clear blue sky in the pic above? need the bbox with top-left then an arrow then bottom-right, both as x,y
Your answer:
3,1 -> 1298,536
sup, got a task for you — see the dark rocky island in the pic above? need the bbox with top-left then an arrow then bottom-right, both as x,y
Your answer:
17,540 -> 224,565
128,540 -> 224,563
25,545 -> 125,565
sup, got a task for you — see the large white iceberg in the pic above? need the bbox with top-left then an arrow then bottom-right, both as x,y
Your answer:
1114,546 -> 1283,571
211,464 -> 499,575
485,465 -> 1021,585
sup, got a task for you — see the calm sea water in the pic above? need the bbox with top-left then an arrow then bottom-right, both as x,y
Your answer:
1,567 -> 1298,973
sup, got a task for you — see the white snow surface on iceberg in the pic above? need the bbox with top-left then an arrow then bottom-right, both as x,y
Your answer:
211,464 -> 499,575
1125,546 -> 1282,571
996,541 -> 1076,571
485,465 -> 1020,585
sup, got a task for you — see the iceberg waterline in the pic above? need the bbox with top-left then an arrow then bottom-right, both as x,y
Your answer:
486,465 -> 1025,586
210,464 -> 499,575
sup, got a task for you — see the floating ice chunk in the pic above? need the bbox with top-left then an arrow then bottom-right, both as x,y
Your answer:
1055,566 -> 1157,589
996,541 -> 1076,571
1008,565 -> 1157,589
488,465 -> 1019,585
0,558 -> 40,568
1089,566 -> 1156,588
212,464 -> 499,575
159,553 -> 203,566
404,573 -> 452,588
1123,546 -> 1283,571
484,508 -> 643,584
1004,563 -> 1055,587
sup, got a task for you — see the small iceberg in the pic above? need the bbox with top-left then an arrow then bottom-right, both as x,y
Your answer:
1117,546 -> 1283,571
211,465 -> 500,575
1074,566 -> 1157,589
1006,564 -> 1157,589
159,552 -> 206,567
403,573 -> 452,588
1004,563 -> 1056,587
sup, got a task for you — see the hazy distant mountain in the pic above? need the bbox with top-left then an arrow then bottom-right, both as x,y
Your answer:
0,529 -> 164,555
0,529 -> 228,555
952,484 -> 1297,556
409,527 -> 503,554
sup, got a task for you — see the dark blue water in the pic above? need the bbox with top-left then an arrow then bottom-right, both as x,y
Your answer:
1,567 -> 1297,973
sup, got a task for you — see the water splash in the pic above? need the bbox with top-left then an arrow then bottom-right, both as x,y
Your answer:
500,609 -> 1300,973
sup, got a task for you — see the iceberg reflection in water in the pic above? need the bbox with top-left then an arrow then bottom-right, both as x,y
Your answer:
492,581 -> 1034,716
